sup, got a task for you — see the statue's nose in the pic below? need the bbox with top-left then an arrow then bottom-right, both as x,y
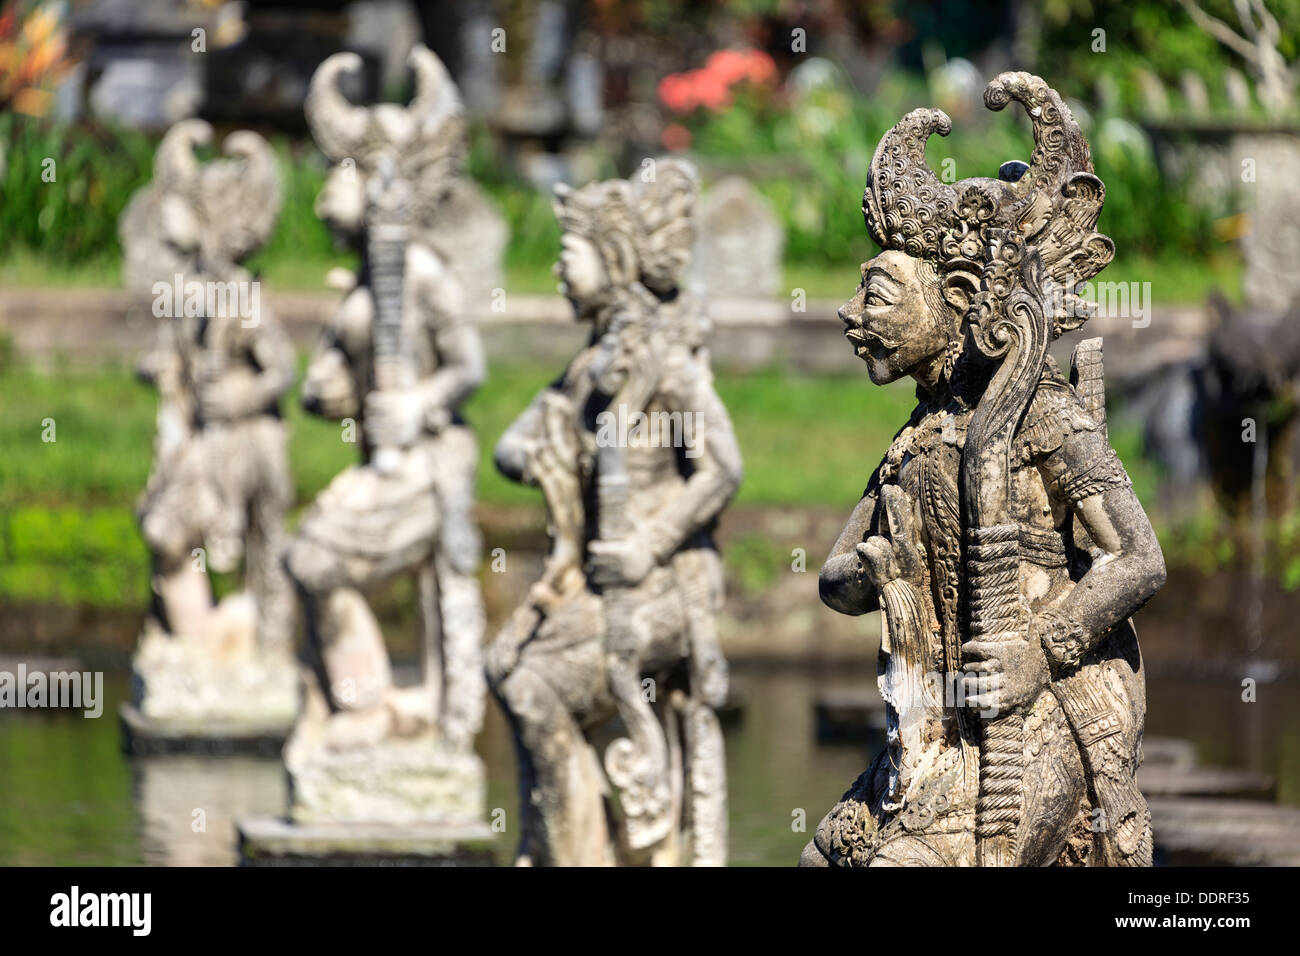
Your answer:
837,305 -> 855,328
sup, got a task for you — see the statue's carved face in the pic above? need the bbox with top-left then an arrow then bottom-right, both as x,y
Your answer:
315,164 -> 366,241
556,232 -> 608,312
839,249 -> 951,386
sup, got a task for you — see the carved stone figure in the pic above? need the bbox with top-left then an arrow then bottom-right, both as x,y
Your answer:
122,120 -> 298,735
487,159 -> 742,866
800,74 -> 1166,867
282,45 -> 488,826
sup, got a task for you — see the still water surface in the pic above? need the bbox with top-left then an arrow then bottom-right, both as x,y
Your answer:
1,667 -> 1296,866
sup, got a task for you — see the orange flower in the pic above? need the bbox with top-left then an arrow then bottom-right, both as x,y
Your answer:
13,84 -> 51,116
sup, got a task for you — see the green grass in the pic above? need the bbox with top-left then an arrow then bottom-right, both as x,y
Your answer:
783,253 -> 1243,305
6,353 -> 1289,610
0,359 -> 915,607
0,250 -> 1242,304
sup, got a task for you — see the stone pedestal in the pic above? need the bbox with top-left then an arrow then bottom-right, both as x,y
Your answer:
119,704 -> 292,756
237,817 -> 494,866
125,601 -> 300,753
285,728 -> 487,827
235,692 -> 494,865
689,176 -> 784,298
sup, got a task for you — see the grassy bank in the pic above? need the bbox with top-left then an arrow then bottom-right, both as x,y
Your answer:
0,251 -> 1244,304
33,353 -> 1300,612
1,359 -> 944,606
26,356 -> 1299,611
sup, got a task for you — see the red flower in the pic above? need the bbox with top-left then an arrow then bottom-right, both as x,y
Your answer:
658,48 -> 778,115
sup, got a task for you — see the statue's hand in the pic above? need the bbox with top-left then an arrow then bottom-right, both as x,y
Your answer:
853,485 -> 927,591
960,636 -> 1051,716
854,536 -> 901,591
1031,607 -> 1088,675
587,536 -> 654,588
364,388 -> 424,448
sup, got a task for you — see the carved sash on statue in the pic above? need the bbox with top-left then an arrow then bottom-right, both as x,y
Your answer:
487,159 -> 742,866
802,73 -> 1166,867
122,120 -> 298,737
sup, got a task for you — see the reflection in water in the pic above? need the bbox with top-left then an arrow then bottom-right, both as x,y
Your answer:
132,755 -> 286,866
0,668 -> 1295,864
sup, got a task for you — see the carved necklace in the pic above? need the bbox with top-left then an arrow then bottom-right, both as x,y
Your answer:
880,389 -> 971,484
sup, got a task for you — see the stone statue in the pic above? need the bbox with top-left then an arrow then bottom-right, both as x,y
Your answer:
281,45 -> 488,826
800,73 -> 1166,867
487,158 -> 743,866
122,120 -> 298,736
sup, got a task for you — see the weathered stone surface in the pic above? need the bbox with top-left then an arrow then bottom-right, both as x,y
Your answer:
1236,134 -> 1300,313
285,722 -> 485,826
426,178 -> 508,309
1137,765 -> 1275,801
1150,797 -> 1300,866
487,159 -> 741,866
1140,735 -> 1199,769
274,46 -> 490,836
803,73 -> 1165,868
237,817 -> 494,866
689,176 -> 784,298
122,120 -> 298,737
129,615 -> 298,732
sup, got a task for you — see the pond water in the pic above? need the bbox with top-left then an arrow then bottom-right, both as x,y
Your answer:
0,666 -> 1295,866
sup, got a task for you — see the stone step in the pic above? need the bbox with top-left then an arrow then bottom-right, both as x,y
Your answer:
119,703 -> 291,757
1138,765 -> 1275,801
237,816 -> 495,866
1140,735 -> 1198,769
813,686 -> 885,743
1149,797 -> 1300,866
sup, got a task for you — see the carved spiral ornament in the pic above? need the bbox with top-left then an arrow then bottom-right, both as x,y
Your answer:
862,71 -> 1115,336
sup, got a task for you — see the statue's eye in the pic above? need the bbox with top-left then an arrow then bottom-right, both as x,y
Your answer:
866,288 -> 891,306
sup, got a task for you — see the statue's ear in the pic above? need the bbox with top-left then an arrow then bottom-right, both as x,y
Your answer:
941,268 -> 980,315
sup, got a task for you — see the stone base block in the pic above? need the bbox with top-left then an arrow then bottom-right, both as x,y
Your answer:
129,604 -> 300,741
286,730 -> 487,827
237,816 -> 494,866
119,703 -> 291,756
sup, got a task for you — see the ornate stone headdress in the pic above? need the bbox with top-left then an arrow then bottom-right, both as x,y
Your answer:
305,43 -> 466,220
120,119 -> 281,289
863,72 -> 1114,336
552,158 -> 699,296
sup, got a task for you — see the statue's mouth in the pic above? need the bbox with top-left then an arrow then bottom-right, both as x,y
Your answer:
845,327 -> 893,359
843,328 -> 871,359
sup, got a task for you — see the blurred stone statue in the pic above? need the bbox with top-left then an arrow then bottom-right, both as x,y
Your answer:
282,45 -> 487,826
121,119 -> 298,735
801,74 -> 1166,867
1136,133 -> 1300,519
487,159 -> 742,866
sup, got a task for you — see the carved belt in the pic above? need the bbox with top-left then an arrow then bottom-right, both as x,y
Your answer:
1016,524 -> 1067,568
